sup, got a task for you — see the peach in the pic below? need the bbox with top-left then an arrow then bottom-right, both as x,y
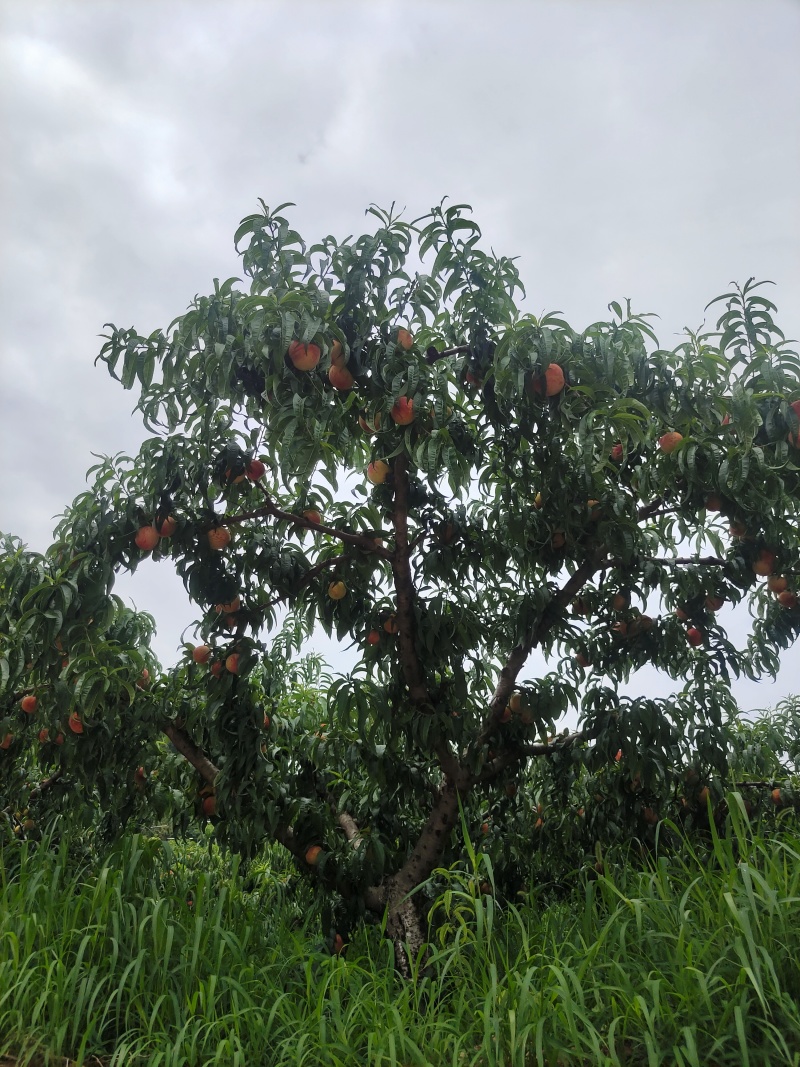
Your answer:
658,432 -> 683,454
135,526 -> 160,552
390,397 -> 415,425
287,340 -> 321,371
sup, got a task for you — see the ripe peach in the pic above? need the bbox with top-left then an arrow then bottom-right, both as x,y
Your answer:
328,581 -> 347,601
728,521 -> 749,539
135,526 -> 160,552
383,615 -> 399,635
390,397 -> 415,425
704,595 -> 724,612
658,431 -> 683,453
366,630 -> 381,646
210,662 -> 224,678
192,644 -> 212,664
136,669 -> 150,690
686,627 -> 703,647
777,590 -> 798,609
771,787 -> 783,806
768,575 -> 788,594
305,844 -> 323,866
207,527 -> 231,551
367,460 -> 390,485
0,733 -> 12,749
328,363 -> 354,390
329,339 -> 345,366
610,443 -> 624,462
531,363 -> 565,397
397,327 -> 414,351
263,713 -> 271,729
38,728 -> 49,743
246,458 -> 266,480
303,510 -> 322,526
576,652 -> 591,669
287,340 -> 321,371
20,695 -> 38,714
225,653 -> 240,674
612,592 -> 629,612
215,597 -> 240,614
156,515 -> 177,537
480,821 -> 490,835
202,795 -> 217,817
752,550 -> 776,577
358,412 -> 381,433
68,712 -> 84,734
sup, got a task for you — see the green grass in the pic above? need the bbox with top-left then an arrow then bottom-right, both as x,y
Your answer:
2,800 -> 800,1066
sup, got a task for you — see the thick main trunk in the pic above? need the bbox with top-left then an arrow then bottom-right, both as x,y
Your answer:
373,778 -> 464,976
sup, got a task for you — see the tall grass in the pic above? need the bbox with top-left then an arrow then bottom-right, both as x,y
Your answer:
1,799 -> 800,1066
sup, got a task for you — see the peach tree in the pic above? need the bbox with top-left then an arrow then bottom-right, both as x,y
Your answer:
2,200 -> 800,970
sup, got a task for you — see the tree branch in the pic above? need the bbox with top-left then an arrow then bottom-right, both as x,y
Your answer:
390,454 -> 431,708
226,489 -> 393,560
424,343 -> 471,365
162,721 -> 220,785
476,548 -> 607,751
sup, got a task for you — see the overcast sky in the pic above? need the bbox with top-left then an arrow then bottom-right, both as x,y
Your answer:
1,0 -> 798,716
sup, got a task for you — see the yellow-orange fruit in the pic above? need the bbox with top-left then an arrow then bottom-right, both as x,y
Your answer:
287,340 -> 321,371
207,527 -> 231,551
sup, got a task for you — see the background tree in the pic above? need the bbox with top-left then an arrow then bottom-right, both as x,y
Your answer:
2,201 -> 800,971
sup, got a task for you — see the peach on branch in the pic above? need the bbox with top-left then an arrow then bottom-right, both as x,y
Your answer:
686,627 -> 703,647
246,458 -> 266,480
397,327 -> 414,351
68,712 -> 84,734
367,460 -> 390,485
366,630 -> 381,646
20,695 -> 38,714
303,510 -> 322,526
287,340 -> 321,371
358,412 -> 381,433
225,653 -> 240,674
202,795 -> 217,817
777,590 -> 798,609
192,644 -> 212,664
328,363 -> 354,391
328,581 -> 347,601
156,515 -> 177,537
390,397 -> 415,425
134,526 -> 160,552
0,733 -> 12,750
305,844 -> 323,866
207,526 -> 231,551
768,575 -> 788,594
658,431 -> 683,453
530,363 -> 565,397
752,549 -> 776,577
610,443 -> 624,462
329,339 -> 345,366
